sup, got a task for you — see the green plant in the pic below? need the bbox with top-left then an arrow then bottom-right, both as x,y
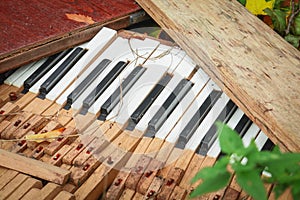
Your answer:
190,122 -> 300,200
237,0 -> 300,49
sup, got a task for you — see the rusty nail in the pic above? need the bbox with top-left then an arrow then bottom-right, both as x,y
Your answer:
147,190 -> 155,197
53,153 -> 61,160
83,164 -> 90,171
107,156 -> 113,165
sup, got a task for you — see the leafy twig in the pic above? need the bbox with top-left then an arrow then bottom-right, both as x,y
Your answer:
190,122 -> 300,200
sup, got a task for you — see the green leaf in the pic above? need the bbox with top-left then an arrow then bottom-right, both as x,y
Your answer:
236,170 -> 267,200
292,181 -> 300,199
293,14 -> 300,36
190,157 -> 229,184
237,0 -> 246,6
213,156 -> 230,169
275,173 -> 300,184
274,0 -> 285,9
285,34 -> 300,48
264,8 -> 287,35
190,169 -> 231,198
248,151 -> 274,165
216,122 -> 245,155
273,184 -> 289,199
231,160 -> 256,173
265,153 -> 300,166
243,139 -> 259,156
271,145 -> 282,154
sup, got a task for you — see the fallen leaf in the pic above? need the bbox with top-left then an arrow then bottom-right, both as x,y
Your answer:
246,0 -> 275,15
25,127 -> 66,143
66,13 -> 95,24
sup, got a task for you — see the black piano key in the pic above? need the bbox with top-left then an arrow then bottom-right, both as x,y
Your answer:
0,69 -> 16,84
175,90 -> 222,149
22,49 -> 72,94
80,61 -> 129,115
126,73 -> 173,131
217,113 -> 253,159
38,47 -> 87,99
261,139 -> 274,151
144,79 -> 193,138
234,114 -> 252,137
63,59 -> 112,110
98,66 -> 147,121
196,100 -> 237,155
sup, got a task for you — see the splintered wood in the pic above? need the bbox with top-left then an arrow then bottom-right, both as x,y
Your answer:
0,149 -> 70,185
136,0 -> 300,152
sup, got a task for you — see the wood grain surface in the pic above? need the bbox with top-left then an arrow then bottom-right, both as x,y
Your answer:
0,149 -> 70,185
136,0 -> 300,152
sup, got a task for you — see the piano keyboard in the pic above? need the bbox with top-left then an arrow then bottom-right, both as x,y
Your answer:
0,27 -> 278,200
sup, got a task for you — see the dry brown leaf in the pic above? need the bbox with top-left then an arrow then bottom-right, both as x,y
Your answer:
66,13 -> 95,24
25,127 -> 66,143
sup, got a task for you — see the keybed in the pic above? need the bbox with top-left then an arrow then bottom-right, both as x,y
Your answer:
0,27 -> 276,200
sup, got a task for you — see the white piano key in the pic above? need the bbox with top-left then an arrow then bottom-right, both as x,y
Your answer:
185,94 -> 229,151
106,64 -> 168,125
145,45 -> 187,72
47,28 -> 117,101
207,108 -> 245,158
135,56 -> 196,131
12,58 -> 47,88
135,74 -> 182,131
56,36 -> 160,107
241,131 -> 268,166
165,81 -> 220,143
29,48 -> 80,94
255,131 -> 269,151
154,69 -> 210,140
87,38 -> 161,114
4,62 -> 34,85
241,123 -> 260,147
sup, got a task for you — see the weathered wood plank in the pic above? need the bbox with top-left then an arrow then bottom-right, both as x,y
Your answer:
0,0 -> 142,73
136,0 -> 300,151
0,149 -> 70,184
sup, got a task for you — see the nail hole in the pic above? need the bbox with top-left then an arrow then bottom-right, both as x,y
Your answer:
166,178 -> 174,186
114,178 -> 123,186
76,143 -> 83,150
14,120 -> 22,127
17,140 -> 26,146
23,123 -> 31,129
35,146 -> 43,153
145,171 -> 153,177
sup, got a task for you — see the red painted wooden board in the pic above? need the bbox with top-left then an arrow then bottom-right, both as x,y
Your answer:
0,0 -> 142,73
